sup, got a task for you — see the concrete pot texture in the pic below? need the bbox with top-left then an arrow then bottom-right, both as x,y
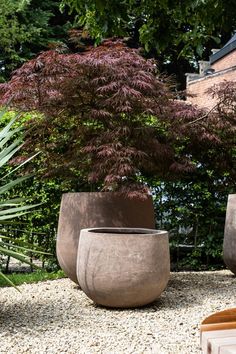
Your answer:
57,192 -> 155,284
223,194 -> 236,275
77,227 -> 170,308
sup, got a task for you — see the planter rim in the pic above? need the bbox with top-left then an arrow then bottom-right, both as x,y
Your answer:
81,227 -> 167,235
62,192 -> 152,197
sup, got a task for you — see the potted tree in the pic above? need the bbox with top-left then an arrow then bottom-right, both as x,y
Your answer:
0,38 -> 228,284
0,40 -> 169,282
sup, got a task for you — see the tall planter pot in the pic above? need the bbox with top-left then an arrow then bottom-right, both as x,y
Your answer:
223,194 -> 236,274
77,227 -> 170,308
57,192 -> 155,283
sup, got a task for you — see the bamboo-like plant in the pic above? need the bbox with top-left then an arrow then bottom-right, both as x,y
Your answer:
0,109 -> 43,289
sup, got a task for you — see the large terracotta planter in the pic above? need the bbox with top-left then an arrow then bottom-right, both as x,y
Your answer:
77,227 -> 170,308
223,194 -> 236,274
57,192 -> 155,283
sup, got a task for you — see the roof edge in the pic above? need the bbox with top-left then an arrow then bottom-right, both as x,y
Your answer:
187,65 -> 236,85
210,40 -> 236,64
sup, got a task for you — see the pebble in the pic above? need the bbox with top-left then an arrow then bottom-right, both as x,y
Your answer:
0,270 -> 236,353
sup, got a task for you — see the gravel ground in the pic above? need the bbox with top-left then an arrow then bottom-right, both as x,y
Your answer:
0,270 -> 236,354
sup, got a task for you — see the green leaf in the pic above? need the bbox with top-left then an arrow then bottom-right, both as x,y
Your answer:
0,175 -> 31,194
0,114 -> 21,140
0,271 -> 20,292
0,110 -> 46,290
0,203 -> 42,216
0,240 -> 51,255
2,151 -> 40,179
0,245 -> 40,268
0,211 -> 35,220
0,141 -> 23,168
0,197 -> 27,206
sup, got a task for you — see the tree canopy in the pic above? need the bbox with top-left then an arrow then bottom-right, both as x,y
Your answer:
1,1 -> 236,87
0,41 -> 235,195
61,0 -> 236,87
0,0 -> 72,81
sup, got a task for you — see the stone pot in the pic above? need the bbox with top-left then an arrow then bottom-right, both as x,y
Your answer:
57,192 -> 155,283
77,227 -> 170,308
223,194 -> 236,274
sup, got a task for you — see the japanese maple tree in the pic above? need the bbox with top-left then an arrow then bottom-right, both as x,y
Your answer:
0,39 -> 234,195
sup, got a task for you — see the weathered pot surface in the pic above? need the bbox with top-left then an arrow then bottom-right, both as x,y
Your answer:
57,192 -> 155,284
77,227 -> 170,308
223,194 -> 236,274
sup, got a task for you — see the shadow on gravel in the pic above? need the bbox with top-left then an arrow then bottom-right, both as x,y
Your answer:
88,271 -> 236,313
0,271 -> 235,330
159,271 -> 236,308
0,296 -> 85,331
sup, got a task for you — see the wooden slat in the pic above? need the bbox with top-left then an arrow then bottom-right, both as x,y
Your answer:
201,329 -> 236,353
201,322 -> 236,332
220,344 -> 236,354
200,309 -> 236,353
211,337 -> 236,354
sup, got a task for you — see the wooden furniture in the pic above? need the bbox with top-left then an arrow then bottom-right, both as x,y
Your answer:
200,309 -> 236,354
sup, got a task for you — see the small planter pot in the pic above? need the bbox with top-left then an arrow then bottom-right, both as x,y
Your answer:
57,192 -> 155,284
223,194 -> 236,274
77,227 -> 170,308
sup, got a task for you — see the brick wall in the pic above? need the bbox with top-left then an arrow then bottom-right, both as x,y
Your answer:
187,67 -> 236,110
212,51 -> 236,71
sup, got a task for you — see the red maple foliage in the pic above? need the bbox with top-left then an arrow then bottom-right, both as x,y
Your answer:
0,40 -> 234,195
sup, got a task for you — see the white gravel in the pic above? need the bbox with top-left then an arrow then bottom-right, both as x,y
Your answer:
0,270 -> 236,354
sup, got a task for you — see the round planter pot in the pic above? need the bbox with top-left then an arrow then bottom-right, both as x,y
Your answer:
57,192 -> 155,284
223,194 -> 236,274
77,227 -> 170,308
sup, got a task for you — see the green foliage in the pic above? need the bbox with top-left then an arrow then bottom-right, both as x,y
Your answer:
0,110 -> 90,264
13,177 -> 77,257
62,0 -> 235,56
0,39 -> 234,271
0,110 -> 231,271
153,170 -> 232,270
0,269 -> 65,287
0,0 -> 72,81
61,0 -> 236,87
0,109 -> 45,288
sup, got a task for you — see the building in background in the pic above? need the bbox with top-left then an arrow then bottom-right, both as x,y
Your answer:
186,33 -> 236,110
